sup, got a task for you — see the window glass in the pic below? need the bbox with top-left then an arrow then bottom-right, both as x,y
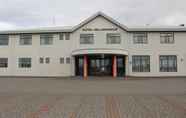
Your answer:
0,58 -> 8,68
80,34 -> 94,44
160,32 -> 174,44
107,33 -> 121,44
132,56 -> 150,72
40,34 -> 53,45
60,57 -> 64,64
45,57 -> 50,64
65,33 -> 70,40
0,35 -> 9,45
66,57 -> 70,64
19,58 -> 31,68
160,55 -> 177,72
20,34 -> 32,45
39,57 -> 44,64
59,33 -> 64,40
133,33 -> 148,44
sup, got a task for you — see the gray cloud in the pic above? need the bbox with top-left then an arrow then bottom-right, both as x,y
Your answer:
0,0 -> 186,30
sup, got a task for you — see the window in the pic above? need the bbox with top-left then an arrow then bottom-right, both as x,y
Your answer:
65,33 -> 70,40
107,33 -> 121,44
39,57 -> 44,64
132,56 -> 150,72
20,34 -> 32,45
133,32 -> 148,44
19,58 -> 31,68
66,57 -> 70,64
60,57 -> 64,64
80,34 -> 94,44
160,32 -> 174,44
160,55 -> 177,72
0,58 -> 8,68
59,33 -> 64,40
40,34 -> 53,45
0,35 -> 9,45
45,57 -> 50,64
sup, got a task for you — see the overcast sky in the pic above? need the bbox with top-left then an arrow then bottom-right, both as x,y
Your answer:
0,0 -> 186,30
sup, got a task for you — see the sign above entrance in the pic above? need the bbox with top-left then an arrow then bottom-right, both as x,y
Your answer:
82,28 -> 118,31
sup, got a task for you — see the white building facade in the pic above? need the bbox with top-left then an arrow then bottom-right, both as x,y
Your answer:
0,12 -> 186,78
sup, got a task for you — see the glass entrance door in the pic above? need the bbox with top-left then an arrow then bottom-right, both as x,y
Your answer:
117,56 -> 125,77
88,55 -> 112,76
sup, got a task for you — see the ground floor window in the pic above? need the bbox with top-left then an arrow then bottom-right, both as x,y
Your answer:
66,57 -> 71,64
0,58 -> 8,68
132,56 -> 150,72
19,58 -> 31,68
160,55 -> 177,72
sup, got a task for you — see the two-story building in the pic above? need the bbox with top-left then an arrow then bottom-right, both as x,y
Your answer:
0,12 -> 186,79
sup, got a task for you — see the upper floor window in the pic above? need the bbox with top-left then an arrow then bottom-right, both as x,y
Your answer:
19,58 -> 31,68
20,34 -> 32,45
40,34 -> 53,45
59,33 -> 64,40
80,34 -> 94,44
0,35 -> 9,45
39,57 -> 44,64
132,55 -> 150,72
0,58 -> 8,68
160,32 -> 174,44
160,55 -> 177,72
60,33 -> 70,40
133,32 -> 148,44
65,33 -> 70,40
66,57 -> 71,64
45,57 -> 50,64
107,33 -> 121,44
60,57 -> 64,64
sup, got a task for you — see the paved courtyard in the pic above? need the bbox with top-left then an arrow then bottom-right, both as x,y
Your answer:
0,77 -> 186,118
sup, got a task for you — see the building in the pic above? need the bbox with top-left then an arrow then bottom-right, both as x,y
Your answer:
0,12 -> 186,79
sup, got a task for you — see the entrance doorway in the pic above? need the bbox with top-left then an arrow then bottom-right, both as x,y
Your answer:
88,55 -> 112,76
75,54 -> 126,77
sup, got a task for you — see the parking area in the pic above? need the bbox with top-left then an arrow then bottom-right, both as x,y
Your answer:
0,77 -> 186,117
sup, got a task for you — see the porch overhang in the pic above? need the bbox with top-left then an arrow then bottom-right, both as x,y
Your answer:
71,48 -> 129,56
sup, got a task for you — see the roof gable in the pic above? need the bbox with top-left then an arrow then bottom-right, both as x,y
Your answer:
72,12 -> 129,32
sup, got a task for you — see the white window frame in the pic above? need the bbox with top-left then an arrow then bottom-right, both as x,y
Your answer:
20,34 -> 32,45
40,34 -> 53,45
80,34 -> 94,44
133,32 -> 148,44
160,32 -> 174,44
132,55 -> 150,72
106,33 -> 121,44
19,58 -> 32,68
0,35 -> 9,45
0,58 -> 8,68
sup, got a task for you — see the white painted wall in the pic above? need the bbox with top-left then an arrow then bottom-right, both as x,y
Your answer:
0,16 -> 186,77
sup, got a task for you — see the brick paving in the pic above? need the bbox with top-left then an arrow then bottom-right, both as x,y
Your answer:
0,78 -> 185,118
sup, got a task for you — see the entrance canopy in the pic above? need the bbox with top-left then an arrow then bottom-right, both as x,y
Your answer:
71,48 -> 128,56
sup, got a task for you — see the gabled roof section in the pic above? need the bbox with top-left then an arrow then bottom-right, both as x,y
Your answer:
72,11 -> 129,32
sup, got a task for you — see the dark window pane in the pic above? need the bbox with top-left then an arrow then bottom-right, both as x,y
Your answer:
132,56 -> 150,72
0,35 -> 9,45
19,58 -> 31,68
0,58 -> 8,68
160,55 -> 177,72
